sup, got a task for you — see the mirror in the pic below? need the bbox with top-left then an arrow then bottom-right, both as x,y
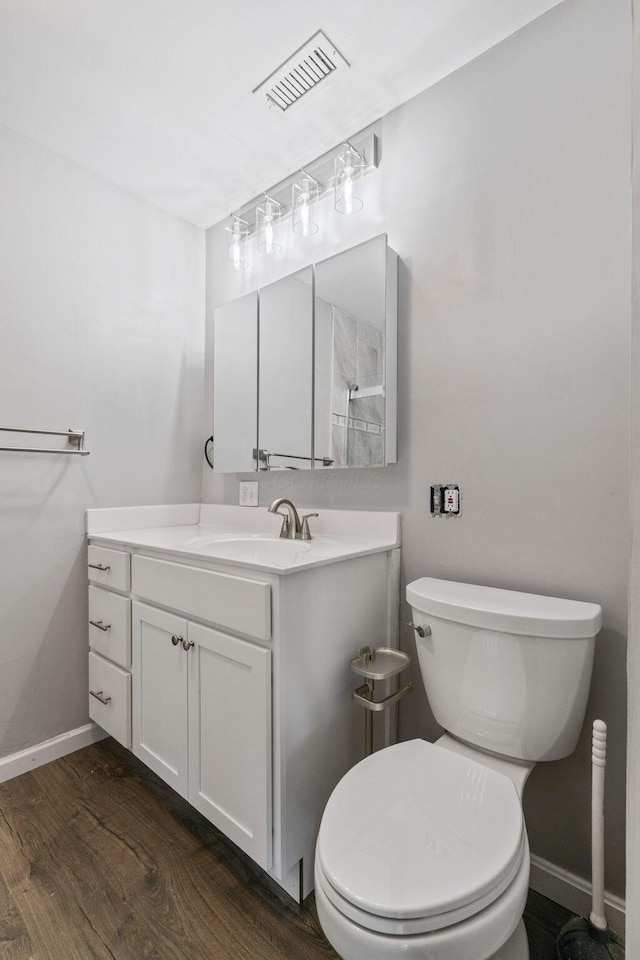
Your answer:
314,235 -> 395,468
211,234 -> 396,472
258,267 -> 313,470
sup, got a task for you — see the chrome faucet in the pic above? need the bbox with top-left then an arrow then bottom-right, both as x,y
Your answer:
268,499 -> 318,540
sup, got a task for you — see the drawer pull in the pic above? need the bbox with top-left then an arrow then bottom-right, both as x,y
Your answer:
181,638 -> 195,652
171,634 -> 182,646
89,619 -> 111,632
89,563 -> 111,572
90,689 -> 112,705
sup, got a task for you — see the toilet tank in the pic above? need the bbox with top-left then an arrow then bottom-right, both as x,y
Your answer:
406,578 -> 602,762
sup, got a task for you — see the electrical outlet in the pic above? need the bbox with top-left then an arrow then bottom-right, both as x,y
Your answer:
239,481 -> 259,507
431,484 -> 461,517
443,486 -> 460,513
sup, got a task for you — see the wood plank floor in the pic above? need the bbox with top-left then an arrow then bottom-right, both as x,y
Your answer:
0,738 -> 597,959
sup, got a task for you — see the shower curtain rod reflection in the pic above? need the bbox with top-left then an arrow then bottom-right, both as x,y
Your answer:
0,427 -> 90,455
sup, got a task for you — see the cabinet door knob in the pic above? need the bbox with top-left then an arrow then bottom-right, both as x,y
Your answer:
89,619 -> 111,632
182,638 -> 195,651
88,563 -> 111,572
171,634 -> 182,646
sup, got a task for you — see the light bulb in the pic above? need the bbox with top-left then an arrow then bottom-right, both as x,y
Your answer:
342,176 -> 354,214
334,146 -> 364,215
257,197 -> 282,254
264,218 -> 275,253
300,197 -> 310,232
292,175 -> 319,237
225,216 -> 248,270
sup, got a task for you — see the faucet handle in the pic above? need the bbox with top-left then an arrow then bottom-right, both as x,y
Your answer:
299,513 -> 319,540
277,514 -> 291,538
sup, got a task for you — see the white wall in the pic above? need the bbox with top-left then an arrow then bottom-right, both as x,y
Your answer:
204,0 -> 631,900
0,127 -> 204,758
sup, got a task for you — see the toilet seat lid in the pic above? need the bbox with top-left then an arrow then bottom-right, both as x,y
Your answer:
317,739 -> 524,922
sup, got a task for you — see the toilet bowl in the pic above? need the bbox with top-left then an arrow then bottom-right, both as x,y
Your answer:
315,859 -> 530,960
315,738 -> 531,960
314,578 -> 602,960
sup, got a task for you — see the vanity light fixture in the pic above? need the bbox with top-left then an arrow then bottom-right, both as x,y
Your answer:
221,131 -> 378,270
334,142 -> 365,215
256,195 -> 282,255
225,215 -> 249,270
292,172 -> 320,236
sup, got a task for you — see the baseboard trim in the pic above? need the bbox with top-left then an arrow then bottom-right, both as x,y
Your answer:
530,854 -> 626,942
0,723 -> 107,784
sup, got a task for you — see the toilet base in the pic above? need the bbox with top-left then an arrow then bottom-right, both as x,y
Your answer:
314,845 -> 530,960
491,919 -> 529,960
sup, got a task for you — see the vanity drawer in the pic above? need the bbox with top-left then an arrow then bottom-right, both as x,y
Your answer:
88,545 -> 131,592
132,555 -> 271,641
88,652 -> 131,748
89,586 -> 131,668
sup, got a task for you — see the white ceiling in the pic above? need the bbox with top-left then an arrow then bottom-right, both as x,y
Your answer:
0,0 -> 564,228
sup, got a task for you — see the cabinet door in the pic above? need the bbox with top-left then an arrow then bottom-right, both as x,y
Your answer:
213,291 -> 258,472
188,623 -> 272,869
132,602 -> 189,799
259,268 -> 313,470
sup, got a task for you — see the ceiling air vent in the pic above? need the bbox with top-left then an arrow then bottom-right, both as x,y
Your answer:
253,30 -> 349,112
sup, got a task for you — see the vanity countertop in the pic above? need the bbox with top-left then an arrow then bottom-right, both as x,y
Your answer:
86,504 -> 401,575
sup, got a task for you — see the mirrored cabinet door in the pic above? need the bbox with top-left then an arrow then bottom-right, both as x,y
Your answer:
314,235 -> 397,468
258,267 -> 313,471
212,291 -> 258,472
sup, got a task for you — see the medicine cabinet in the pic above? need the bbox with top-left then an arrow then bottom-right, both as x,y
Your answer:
212,233 -> 397,473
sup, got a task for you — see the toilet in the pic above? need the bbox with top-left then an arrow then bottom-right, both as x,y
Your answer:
315,577 -> 602,960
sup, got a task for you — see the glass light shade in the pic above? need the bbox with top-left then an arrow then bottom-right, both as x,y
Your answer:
334,145 -> 365,215
292,175 -> 319,236
256,197 -> 282,255
225,216 -> 249,270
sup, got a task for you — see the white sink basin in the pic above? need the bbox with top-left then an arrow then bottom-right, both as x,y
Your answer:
184,533 -> 259,546
193,536 -> 312,566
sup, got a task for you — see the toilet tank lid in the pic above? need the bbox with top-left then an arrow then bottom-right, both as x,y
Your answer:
406,578 -> 602,639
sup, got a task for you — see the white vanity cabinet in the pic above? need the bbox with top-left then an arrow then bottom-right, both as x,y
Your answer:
87,545 -> 132,748
132,601 -> 272,869
86,505 -> 400,902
